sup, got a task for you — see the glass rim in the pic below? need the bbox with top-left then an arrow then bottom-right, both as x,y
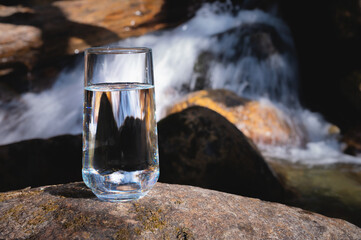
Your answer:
85,47 -> 151,55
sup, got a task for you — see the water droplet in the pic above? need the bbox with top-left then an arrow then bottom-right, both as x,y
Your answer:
134,10 -> 142,16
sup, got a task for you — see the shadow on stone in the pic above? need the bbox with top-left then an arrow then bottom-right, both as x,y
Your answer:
44,182 -> 95,199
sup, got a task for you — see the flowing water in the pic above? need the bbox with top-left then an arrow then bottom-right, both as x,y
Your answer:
0,2 -> 360,168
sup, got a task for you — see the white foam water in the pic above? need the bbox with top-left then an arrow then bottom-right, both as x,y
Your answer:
0,66 -> 83,143
0,2 -> 359,165
262,109 -> 361,165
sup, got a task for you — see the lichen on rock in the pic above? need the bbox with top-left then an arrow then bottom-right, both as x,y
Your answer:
0,182 -> 360,239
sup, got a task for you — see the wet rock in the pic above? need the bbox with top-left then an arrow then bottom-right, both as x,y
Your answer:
342,125 -> 361,156
182,21 -> 299,107
215,22 -> 291,60
167,89 -> 305,146
158,106 -> 286,202
0,182 -> 360,239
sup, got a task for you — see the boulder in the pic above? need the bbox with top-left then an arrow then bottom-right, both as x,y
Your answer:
167,89 -> 304,146
0,135 -> 82,192
158,106 -> 286,202
0,182 -> 360,240
0,106 -> 285,202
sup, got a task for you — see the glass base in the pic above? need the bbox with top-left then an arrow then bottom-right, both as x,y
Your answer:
95,191 -> 147,202
82,168 -> 159,202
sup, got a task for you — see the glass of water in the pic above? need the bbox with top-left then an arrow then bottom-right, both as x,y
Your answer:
82,47 -> 159,202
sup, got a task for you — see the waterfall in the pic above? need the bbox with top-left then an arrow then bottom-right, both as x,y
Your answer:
0,2 -> 360,164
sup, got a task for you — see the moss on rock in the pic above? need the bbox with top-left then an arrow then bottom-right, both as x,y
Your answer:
0,189 -> 43,202
133,203 -> 166,233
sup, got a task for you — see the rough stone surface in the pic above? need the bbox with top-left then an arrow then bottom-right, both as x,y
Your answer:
167,89 -> 305,146
0,182 -> 360,240
158,106 -> 286,202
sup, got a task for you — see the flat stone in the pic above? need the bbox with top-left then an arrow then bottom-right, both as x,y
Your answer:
0,182 -> 360,239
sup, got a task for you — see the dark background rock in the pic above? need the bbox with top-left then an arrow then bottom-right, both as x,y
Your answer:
158,106 -> 286,202
0,182 -> 360,240
215,23 -> 291,60
342,126 -> 361,156
278,0 -> 361,132
0,134 -> 82,192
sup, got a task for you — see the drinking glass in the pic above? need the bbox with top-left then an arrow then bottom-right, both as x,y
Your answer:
82,47 -> 159,202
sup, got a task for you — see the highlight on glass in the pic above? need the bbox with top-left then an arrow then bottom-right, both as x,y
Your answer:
82,47 -> 159,202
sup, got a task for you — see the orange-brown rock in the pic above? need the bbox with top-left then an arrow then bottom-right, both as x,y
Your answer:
0,0 -> 204,85
0,23 -> 42,69
0,0 -> 168,66
167,89 -> 305,146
